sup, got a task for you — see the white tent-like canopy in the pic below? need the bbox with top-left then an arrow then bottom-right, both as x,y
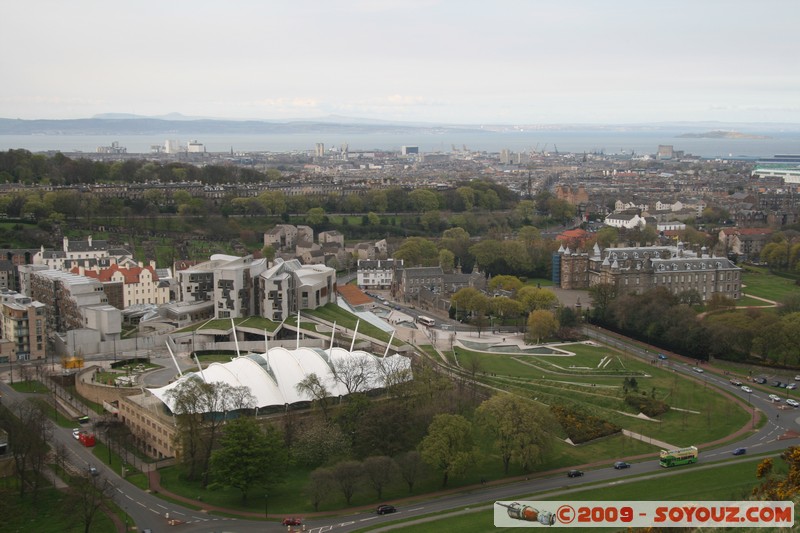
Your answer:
148,346 -> 412,413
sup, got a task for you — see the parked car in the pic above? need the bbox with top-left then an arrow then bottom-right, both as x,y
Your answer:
567,470 -> 584,477
613,461 -> 631,469
72,428 -> 81,440
281,518 -> 303,526
741,386 -> 753,393
787,383 -> 797,390
773,381 -> 783,387
755,377 -> 767,384
795,375 -> 800,382
732,448 -> 747,456
376,504 -> 397,515
787,399 -> 799,407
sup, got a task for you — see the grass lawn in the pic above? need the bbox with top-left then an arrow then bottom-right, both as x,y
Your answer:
0,483 -> 118,533
452,342 -> 750,448
303,304 -> 406,347
9,379 -> 49,393
366,457 -> 776,533
741,268 -> 800,302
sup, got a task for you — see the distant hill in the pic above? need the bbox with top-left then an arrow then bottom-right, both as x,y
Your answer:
677,130 -> 771,140
0,117 -> 471,136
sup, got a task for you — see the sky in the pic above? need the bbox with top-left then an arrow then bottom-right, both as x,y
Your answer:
2,0 -> 799,125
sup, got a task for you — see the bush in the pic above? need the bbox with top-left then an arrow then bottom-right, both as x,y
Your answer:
550,404 -> 621,444
624,393 -> 670,417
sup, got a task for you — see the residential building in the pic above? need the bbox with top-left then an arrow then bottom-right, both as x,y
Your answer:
399,266 -> 444,298
71,263 -> 170,309
0,290 -> 46,362
357,259 -> 403,290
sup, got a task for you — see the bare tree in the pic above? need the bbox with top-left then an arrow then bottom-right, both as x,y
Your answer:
363,456 -> 397,499
307,467 -> 335,511
395,450 -> 424,493
332,460 -> 364,505
70,471 -> 115,533
0,400 -> 50,499
332,357 -> 375,395
375,357 -> 412,395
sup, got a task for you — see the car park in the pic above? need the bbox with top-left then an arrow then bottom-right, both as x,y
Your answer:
281,518 -> 303,526
741,386 -> 753,393
732,448 -> 747,456
567,470 -> 584,477
787,399 -> 799,407
613,461 -> 631,469
376,504 -> 397,515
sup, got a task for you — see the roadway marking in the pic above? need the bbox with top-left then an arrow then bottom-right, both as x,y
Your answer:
408,507 -> 425,511
173,511 -> 185,516
157,503 -> 167,509
137,501 -> 146,508
359,516 -> 377,522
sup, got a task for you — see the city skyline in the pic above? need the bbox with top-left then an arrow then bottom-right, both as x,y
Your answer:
3,0 -> 799,125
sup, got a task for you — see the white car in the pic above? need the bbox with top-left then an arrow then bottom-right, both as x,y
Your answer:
72,428 -> 81,440
787,399 -> 800,407
741,386 -> 753,393
769,394 -> 781,402
692,367 -> 704,374
787,383 -> 797,390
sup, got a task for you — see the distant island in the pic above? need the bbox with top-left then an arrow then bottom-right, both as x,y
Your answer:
677,130 -> 770,140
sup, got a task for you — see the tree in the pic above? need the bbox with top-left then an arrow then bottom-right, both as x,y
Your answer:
0,400 -> 50,499
70,470 -> 115,533
210,418 -> 288,501
332,460 -> 364,505
165,378 -> 255,486
395,450 -> 424,493
394,237 -> 439,267
307,468 -> 335,511
409,188 -> 440,213
476,394 -> 554,473
306,207 -> 326,226
526,310 -> 559,344
295,372 -> 332,420
419,414 -> 474,487
516,286 -> 558,312
332,357 -> 375,395
488,275 -> 523,294
588,282 -> 617,322
261,244 -> 276,262
363,456 -> 397,499
292,418 -> 351,467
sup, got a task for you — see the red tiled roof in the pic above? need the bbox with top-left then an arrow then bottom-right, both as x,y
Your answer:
556,228 -> 589,241
71,264 -> 159,284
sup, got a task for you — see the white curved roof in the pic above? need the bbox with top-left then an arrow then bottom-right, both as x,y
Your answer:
148,346 -> 412,412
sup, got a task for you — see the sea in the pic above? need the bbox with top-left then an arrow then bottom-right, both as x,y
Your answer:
2,130 -> 800,159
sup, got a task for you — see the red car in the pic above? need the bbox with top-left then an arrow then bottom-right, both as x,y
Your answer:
282,517 -> 303,526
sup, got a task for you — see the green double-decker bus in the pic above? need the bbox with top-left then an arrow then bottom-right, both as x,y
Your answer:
659,446 -> 698,467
